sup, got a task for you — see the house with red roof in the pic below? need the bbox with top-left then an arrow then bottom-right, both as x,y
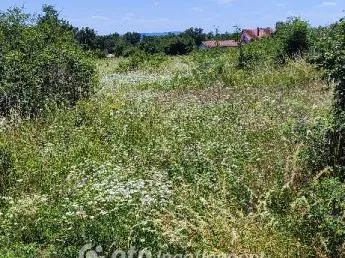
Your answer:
200,40 -> 239,49
199,27 -> 273,49
241,27 -> 273,44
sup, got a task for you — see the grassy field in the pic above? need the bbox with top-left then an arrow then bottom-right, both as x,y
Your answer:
0,49 -> 333,257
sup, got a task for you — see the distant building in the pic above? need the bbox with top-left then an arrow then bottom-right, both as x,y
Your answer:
199,27 -> 273,49
200,40 -> 239,49
241,27 -> 274,44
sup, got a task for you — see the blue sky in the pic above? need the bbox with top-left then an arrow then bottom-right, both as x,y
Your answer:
0,0 -> 344,34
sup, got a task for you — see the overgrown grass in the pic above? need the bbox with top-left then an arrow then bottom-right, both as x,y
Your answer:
0,47 -> 333,257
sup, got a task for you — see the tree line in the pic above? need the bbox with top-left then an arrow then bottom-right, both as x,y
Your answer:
75,27 -> 241,57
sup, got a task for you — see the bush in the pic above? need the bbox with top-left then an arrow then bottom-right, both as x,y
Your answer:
117,51 -> 146,72
162,36 -> 194,55
237,37 -> 279,69
289,179 -> 345,257
270,17 -> 345,258
237,46 -> 262,69
275,17 -> 310,57
117,52 -> 168,73
139,36 -> 163,54
0,6 -> 97,117
309,18 -> 345,181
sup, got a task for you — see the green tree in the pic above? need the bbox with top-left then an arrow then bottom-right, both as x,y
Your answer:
0,6 -> 97,117
139,36 -> 163,54
162,36 -> 194,55
311,18 -> 345,181
183,27 -> 206,46
123,32 -> 141,45
94,33 -> 120,54
275,17 -> 310,57
76,27 -> 97,50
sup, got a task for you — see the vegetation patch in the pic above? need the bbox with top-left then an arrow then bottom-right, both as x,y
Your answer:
0,5 -> 344,258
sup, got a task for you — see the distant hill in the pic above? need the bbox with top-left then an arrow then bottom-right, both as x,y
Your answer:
141,31 -> 182,37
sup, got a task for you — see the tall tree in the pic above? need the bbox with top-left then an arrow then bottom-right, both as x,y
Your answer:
183,27 -> 206,45
76,27 -> 97,50
123,32 -> 141,45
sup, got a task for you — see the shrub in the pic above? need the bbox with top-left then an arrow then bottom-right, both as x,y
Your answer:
117,52 -> 168,73
275,17 -> 310,57
0,6 -> 97,117
289,179 -> 345,257
117,51 -> 146,72
237,37 -> 279,69
139,36 -> 163,54
310,18 -> 345,181
237,46 -> 262,69
272,17 -> 345,258
163,36 -> 194,55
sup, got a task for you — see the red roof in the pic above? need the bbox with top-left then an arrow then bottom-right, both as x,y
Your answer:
201,40 -> 239,48
258,28 -> 273,38
242,29 -> 258,40
242,27 -> 273,41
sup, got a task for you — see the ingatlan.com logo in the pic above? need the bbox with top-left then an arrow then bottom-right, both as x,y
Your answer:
79,243 -> 265,258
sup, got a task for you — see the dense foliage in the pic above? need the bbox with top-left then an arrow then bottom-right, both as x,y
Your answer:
75,26 -> 241,57
275,18 -> 310,57
0,6 -> 97,117
274,17 -> 345,258
214,16 -> 345,258
1,4 -> 345,258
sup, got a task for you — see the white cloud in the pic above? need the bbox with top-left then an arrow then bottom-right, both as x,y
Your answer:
153,1 -> 159,6
136,18 -> 170,24
213,0 -> 235,5
122,12 -> 135,22
320,1 -> 337,6
120,13 -> 170,26
276,3 -> 286,7
91,15 -> 111,21
192,6 -> 203,12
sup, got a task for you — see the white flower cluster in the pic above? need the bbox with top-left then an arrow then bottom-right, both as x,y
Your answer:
0,194 -> 48,222
102,73 -> 171,85
64,160 -> 173,218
